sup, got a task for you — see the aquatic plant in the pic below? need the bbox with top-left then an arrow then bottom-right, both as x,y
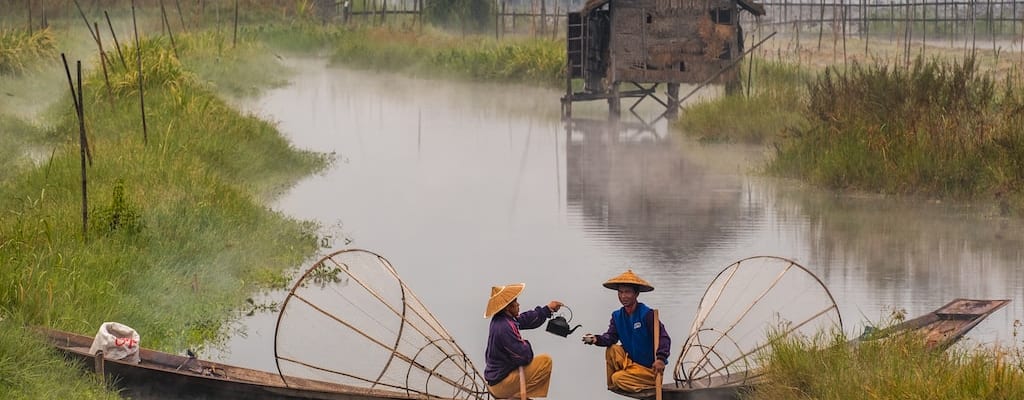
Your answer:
328,27 -> 565,86
0,28 -> 56,75
753,320 -> 1024,399
770,56 -> 1024,208
675,61 -> 812,144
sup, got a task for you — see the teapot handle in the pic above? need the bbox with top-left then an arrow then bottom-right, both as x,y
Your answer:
554,304 -> 573,322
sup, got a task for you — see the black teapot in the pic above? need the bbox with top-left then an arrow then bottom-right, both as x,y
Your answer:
546,306 -> 581,337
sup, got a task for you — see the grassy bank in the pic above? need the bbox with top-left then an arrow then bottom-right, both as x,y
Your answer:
244,23 -> 565,87
676,61 -> 812,144
752,327 -> 1024,399
769,57 -> 1024,208
0,27 -> 325,399
677,53 -> 1024,210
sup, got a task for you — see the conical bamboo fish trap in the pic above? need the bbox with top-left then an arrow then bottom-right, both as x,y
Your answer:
274,249 -> 490,399
674,256 -> 843,389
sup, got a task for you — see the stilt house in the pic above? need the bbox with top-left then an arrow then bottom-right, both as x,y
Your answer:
566,0 -> 766,95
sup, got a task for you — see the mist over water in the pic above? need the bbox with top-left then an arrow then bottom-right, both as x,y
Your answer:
212,58 -> 1024,400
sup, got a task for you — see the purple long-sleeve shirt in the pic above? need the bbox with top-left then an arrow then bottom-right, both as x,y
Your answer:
484,305 -> 552,385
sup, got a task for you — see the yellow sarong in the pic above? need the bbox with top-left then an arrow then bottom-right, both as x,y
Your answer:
606,344 -> 657,392
488,353 -> 553,399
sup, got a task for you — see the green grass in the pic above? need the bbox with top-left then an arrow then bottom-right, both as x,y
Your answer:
769,56 -> 1024,207
0,31 -> 326,396
0,322 -> 119,400
675,61 -> 812,144
328,27 -> 565,86
752,326 -> 1024,400
245,22 -> 567,86
0,28 -> 57,75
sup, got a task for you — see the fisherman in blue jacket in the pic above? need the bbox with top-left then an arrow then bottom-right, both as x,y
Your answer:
484,283 -> 563,398
582,270 -> 671,393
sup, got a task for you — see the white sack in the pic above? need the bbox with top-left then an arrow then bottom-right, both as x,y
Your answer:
88,322 -> 141,363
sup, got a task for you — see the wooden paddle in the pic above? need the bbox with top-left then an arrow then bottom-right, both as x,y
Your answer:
653,309 -> 662,400
518,366 -> 527,400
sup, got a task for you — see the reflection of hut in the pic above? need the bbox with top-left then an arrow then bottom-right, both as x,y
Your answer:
562,0 -> 765,120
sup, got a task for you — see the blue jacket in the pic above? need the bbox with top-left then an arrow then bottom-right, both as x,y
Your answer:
593,303 -> 671,368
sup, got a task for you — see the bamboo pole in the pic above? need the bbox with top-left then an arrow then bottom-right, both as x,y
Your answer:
654,309 -> 662,400
59,58 -> 92,240
518,367 -> 527,400
131,0 -> 148,145
60,53 -> 92,167
817,0 -> 825,49
160,0 -> 179,58
864,0 -> 870,56
105,11 -> 128,69
73,0 -> 100,45
233,0 -> 239,48
95,22 -> 111,93
175,0 -> 186,30
79,61 -> 88,240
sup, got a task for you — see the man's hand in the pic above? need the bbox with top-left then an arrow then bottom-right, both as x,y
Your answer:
582,334 -> 597,345
547,301 -> 563,312
652,359 -> 666,375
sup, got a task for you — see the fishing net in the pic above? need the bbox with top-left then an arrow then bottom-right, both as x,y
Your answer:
674,256 -> 842,388
274,249 -> 491,399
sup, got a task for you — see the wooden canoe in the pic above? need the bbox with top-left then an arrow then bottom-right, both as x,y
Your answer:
858,298 -> 1011,350
41,327 -> 454,400
611,298 -> 1010,400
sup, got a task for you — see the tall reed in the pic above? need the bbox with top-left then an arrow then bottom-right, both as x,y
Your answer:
675,61 -> 811,144
753,326 -> 1024,399
0,28 -> 56,75
770,56 -> 1024,207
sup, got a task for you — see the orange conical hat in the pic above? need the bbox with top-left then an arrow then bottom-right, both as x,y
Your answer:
602,269 -> 654,292
484,283 -> 525,318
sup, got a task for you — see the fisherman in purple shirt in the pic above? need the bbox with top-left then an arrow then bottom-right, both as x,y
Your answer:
581,270 -> 671,393
484,283 -> 563,399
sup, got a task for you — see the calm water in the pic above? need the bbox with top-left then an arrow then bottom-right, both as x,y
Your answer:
212,58 -> 1024,400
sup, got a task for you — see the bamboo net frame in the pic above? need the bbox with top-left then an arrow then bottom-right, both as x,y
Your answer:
274,249 -> 492,399
673,256 -> 843,388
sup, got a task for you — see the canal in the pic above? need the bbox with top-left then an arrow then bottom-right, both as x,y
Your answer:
212,58 -> 1024,400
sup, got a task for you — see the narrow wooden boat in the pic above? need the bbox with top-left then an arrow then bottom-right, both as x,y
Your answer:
857,298 -> 1011,350
41,327 -> 448,400
611,298 -> 1010,400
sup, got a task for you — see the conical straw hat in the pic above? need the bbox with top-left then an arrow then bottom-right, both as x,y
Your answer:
602,270 -> 654,292
485,283 -> 525,318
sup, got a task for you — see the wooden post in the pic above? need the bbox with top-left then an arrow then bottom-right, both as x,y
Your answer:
105,11 -> 127,69
94,22 -> 111,93
76,61 -> 89,240
73,0 -> 99,45
817,0 -> 825,50
160,0 -> 179,58
541,0 -> 546,37
654,309 -> 662,400
233,0 -> 239,48
131,0 -> 148,145
175,0 -> 187,30
27,0 -> 32,34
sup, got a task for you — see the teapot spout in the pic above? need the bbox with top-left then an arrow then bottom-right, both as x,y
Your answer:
568,325 -> 582,334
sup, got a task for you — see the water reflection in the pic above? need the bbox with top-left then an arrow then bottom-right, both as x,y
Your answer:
207,58 -> 1024,400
